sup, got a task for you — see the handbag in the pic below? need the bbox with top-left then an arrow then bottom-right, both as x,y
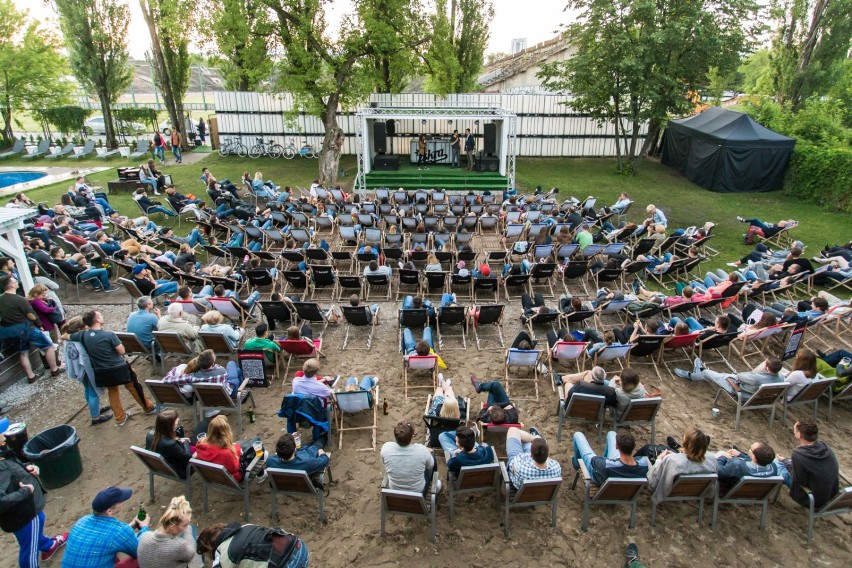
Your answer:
44,299 -> 64,324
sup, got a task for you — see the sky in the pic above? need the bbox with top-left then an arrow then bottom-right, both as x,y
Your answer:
17,0 -> 575,60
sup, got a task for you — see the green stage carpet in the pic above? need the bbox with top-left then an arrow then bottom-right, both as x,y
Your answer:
364,161 -> 509,191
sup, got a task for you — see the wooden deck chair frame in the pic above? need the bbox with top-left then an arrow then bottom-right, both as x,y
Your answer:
549,341 -> 588,389
713,381 -> 790,431
267,467 -> 331,523
557,389 -> 606,443
711,476 -> 784,531
199,331 -> 238,359
395,269 -> 422,300
403,354 -> 439,399
448,461 -> 503,520
695,332 -> 739,373
340,306 -> 378,350
504,348 -> 544,401
277,338 -> 323,379
189,458 -> 251,520
806,483 -> 852,544
207,296 -> 257,328
333,383 -> 379,451
308,264 -> 338,301
292,301 -> 332,337
380,474 -> 438,542
144,379 -> 197,420
650,473 -> 718,527
781,376 -> 835,426
364,273 -> 392,301
571,460 -> 646,531
472,304 -> 505,350
503,470 -> 561,537
592,343 -> 634,371
192,382 -> 255,436
152,331 -> 195,374
422,271 -> 449,299
502,274 -> 532,301
612,397 -> 662,445
529,262 -> 558,298
450,272 -> 473,300
823,380 -> 852,421
115,332 -> 156,369
131,445 -> 192,503
423,394 -> 469,453
436,305 -> 468,350
732,324 -> 793,365
473,277 -> 499,302
657,332 -> 702,377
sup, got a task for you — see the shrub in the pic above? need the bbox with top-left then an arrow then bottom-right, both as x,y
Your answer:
784,142 -> 852,213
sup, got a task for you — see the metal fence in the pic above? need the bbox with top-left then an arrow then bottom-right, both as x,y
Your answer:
214,91 -> 647,157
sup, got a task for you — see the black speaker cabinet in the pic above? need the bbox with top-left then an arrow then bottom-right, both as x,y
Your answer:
373,122 -> 387,154
477,154 -> 500,172
386,119 -> 396,136
373,154 -> 399,171
483,123 -> 497,155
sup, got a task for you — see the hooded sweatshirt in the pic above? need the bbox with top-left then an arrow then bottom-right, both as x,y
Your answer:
790,440 -> 839,509
0,454 -> 46,533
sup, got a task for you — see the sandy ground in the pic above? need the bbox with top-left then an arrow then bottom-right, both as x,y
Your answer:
1,253 -> 851,567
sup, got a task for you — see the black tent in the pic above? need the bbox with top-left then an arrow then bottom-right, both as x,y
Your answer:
661,106 -> 796,193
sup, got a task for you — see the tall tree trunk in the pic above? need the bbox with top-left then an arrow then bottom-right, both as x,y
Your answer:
612,93 -> 623,173
318,97 -> 344,185
790,0 -> 829,108
639,119 -> 662,158
2,75 -> 13,142
140,1 -> 180,139
98,90 -> 118,149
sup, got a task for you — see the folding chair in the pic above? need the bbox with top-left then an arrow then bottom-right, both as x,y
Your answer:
471,304 -> 505,350
502,274 -> 531,301
473,277 -> 499,302
332,382 -> 379,451
612,397 -> 662,444
189,458 -> 251,520
340,306 -> 379,350
258,300 -> 294,330
282,270 -> 309,299
131,446 -> 191,503
657,332 -> 702,376
561,309 -> 597,332
695,332 -> 738,373
199,332 -> 239,359
152,331 -> 195,374
557,390 -> 606,443
116,332 -> 156,369
781,376 -> 835,426
713,382 -> 790,431
436,305 -> 467,350
144,379 -> 196,419
562,261 -> 590,296
396,269 -> 422,300
529,262 -> 558,298
398,308 -> 429,350
503,471 -> 561,537
308,265 -> 338,301
336,274 -> 363,302
292,301 -> 334,337
380,479 -> 438,543
592,343 -> 635,371
364,273 -> 392,301
711,476 -> 784,531
571,460 -> 646,531
732,324 -> 793,365
267,467 -> 331,523
504,348 -> 545,401
549,341 -> 588,388
243,269 -> 276,296
524,311 -> 560,342
403,354 -> 438,399
207,296 -> 257,328
805,483 -> 852,544
423,394 -> 470,452
650,473 -> 718,527
277,338 -> 323,379
824,380 -> 852,421
448,462 -> 503,520
450,273 -> 472,300
192,382 -> 255,436
423,271 -> 449,299
594,298 -> 633,328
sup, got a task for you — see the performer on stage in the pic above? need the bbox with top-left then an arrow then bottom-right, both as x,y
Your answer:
417,134 -> 429,170
450,129 -> 461,168
464,128 -> 475,171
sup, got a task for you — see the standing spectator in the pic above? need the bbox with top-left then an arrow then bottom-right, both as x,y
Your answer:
450,129 -> 460,168
0,418 -> 69,567
170,128 -> 182,163
196,118 -> 206,145
136,496 -> 200,568
63,317 -> 112,426
0,276 -> 63,382
61,487 -> 149,568
152,130 -> 165,164
464,128 -> 475,171
66,310 -> 155,427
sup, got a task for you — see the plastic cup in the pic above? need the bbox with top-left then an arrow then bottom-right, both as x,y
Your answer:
711,408 -> 720,418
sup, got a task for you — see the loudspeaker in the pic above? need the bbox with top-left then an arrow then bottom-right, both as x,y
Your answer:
483,123 -> 497,155
477,154 -> 500,172
386,119 -> 396,136
373,154 -> 399,171
373,122 -> 387,154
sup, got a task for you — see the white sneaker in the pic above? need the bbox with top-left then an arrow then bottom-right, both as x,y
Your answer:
438,373 -> 445,386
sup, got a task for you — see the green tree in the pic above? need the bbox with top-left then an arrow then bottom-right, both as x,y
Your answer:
140,0 -> 192,148
203,0 -> 273,91
737,49 -> 773,95
53,0 -> 132,150
424,0 -> 494,95
485,51 -> 509,67
33,105 -> 92,138
539,0 -> 760,172
0,0 -> 69,142
769,0 -> 852,109
358,0 -> 425,93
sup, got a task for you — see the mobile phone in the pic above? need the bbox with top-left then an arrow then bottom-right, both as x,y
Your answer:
841,357 -> 851,366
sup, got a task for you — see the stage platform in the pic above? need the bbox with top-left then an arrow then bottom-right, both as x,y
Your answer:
364,162 -> 509,191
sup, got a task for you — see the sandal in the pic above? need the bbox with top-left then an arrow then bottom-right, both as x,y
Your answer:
50,367 -> 65,377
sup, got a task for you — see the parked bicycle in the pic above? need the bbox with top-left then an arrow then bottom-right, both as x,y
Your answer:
217,137 -> 248,157
283,139 -> 317,159
248,137 -> 285,159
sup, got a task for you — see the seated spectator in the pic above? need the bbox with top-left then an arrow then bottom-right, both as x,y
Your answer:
244,323 -> 281,364
674,357 -> 783,399
737,215 -> 797,242
781,349 -> 819,402
134,188 -> 176,216
130,264 -> 178,297
788,421 -> 839,509
381,420 -> 439,495
520,292 -> 554,321
135,496 -> 200,568
126,296 -> 160,357
716,442 -> 789,490
193,415 -> 244,481
424,253 -> 442,272
158,302 -> 203,353
403,329 -> 434,356
647,426 -> 716,504
506,426 -> 562,489
439,425 -> 495,475
292,358 -> 334,405
50,248 -> 117,292
210,284 -> 261,313
196,523 -> 308,568
667,314 -> 731,340
562,365 -> 608,386
401,295 -> 434,317
162,349 -> 243,399
363,260 -> 391,277
339,375 -> 379,406
426,375 -> 459,418
266,432 -> 330,477
145,408 -> 192,479
612,368 -> 652,417
563,367 -> 617,408
572,429 -> 649,485
348,294 -> 379,323
200,310 -> 243,349
470,375 -> 520,425
61,487 -> 149,568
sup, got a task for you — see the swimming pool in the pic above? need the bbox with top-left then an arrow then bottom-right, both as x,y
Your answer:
0,171 -> 47,189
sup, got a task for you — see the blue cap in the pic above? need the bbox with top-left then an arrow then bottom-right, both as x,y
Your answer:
131,264 -> 145,275
0,417 -> 9,435
92,487 -> 133,513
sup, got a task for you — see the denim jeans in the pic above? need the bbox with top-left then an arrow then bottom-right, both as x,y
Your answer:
573,430 -> 619,471
183,229 -> 206,247
141,179 -> 158,193
227,233 -> 244,247
155,146 -> 165,162
149,205 -> 176,217
83,379 -> 102,418
403,327 -> 433,353
345,375 -> 376,406
80,267 -> 110,289
225,361 -> 242,396
246,290 -> 260,309
668,316 -> 704,333
153,280 -> 178,296
171,144 -> 182,162
478,380 -> 510,407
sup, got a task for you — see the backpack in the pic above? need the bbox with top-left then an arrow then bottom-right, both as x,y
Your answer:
744,225 -> 764,245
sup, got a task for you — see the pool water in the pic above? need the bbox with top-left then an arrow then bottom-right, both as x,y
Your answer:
0,171 -> 47,188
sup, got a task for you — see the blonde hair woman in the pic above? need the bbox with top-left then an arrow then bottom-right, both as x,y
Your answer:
425,253 -> 442,272
199,310 -> 243,348
427,375 -> 461,419
136,495 -> 202,567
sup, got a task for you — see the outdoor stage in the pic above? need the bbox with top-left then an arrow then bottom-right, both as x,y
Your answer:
363,161 -> 509,191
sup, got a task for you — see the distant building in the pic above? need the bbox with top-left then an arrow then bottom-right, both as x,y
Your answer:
510,38 -> 527,54
478,35 -> 574,93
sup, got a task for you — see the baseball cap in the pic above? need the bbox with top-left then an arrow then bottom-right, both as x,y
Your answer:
0,417 -> 10,435
92,487 -> 133,513
478,264 -> 491,277
131,264 -> 145,275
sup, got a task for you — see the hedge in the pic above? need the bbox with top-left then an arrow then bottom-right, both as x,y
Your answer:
784,142 -> 852,214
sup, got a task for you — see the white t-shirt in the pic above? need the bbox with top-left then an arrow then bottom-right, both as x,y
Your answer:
381,442 -> 434,493
783,369 -> 813,401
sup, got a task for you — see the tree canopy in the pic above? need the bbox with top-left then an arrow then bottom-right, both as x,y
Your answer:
202,0 -> 274,91
424,0 -> 494,95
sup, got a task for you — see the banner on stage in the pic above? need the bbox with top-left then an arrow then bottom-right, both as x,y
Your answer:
410,140 -> 451,164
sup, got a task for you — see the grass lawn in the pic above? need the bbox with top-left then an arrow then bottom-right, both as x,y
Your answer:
13,154 -> 848,277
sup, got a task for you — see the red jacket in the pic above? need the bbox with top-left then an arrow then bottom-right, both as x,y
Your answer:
194,443 -> 243,481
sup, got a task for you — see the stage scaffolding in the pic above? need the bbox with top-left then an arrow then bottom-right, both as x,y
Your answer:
354,104 -> 517,195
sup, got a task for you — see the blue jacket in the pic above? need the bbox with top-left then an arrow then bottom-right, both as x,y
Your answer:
278,394 -> 329,442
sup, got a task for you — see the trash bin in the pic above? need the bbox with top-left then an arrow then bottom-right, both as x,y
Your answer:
23,425 -> 82,489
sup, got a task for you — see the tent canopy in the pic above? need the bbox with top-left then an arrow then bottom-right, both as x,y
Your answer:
661,107 -> 796,193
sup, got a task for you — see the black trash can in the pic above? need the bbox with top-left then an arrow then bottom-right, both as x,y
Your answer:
23,425 -> 82,489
